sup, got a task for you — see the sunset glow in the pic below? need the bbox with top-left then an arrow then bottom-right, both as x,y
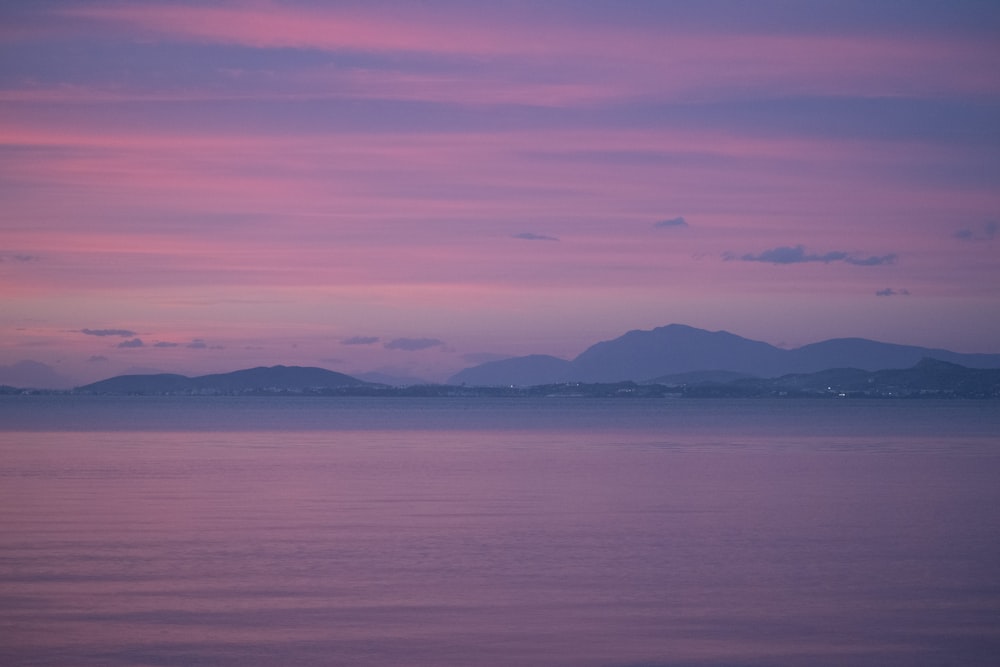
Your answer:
2,1 -> 998,386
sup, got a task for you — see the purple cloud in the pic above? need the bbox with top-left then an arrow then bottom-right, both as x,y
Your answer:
513,232 -> 559,241
876,288 -> 910,297
728,245 -> 896,266
117,338 -> 144,348
81,328 -> 136,337
653,216 -> 688,229
384,337 -> 445,351
341,336 -> 380,345
953,220 -> 997,242
0,253 -> 40,262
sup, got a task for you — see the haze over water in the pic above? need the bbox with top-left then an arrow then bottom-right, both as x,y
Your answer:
2,396 -> 999,666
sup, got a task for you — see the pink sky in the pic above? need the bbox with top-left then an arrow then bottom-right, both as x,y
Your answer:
2,1 -> 999,387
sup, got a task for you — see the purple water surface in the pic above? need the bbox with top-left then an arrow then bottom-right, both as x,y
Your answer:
1,397 -> 998,666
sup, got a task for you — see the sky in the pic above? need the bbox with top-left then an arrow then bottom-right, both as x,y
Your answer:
2,0 -> 999,387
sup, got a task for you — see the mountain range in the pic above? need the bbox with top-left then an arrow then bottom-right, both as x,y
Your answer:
51,356 -> 1000,399
76,365 -> 368,395
448,324 -> 1000,385
6,323 -> 999,395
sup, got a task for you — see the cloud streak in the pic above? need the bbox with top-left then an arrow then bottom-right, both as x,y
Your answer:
59,3 -> 1000,101
384,338 -> 445,351
81,328 -> 137,337
341,336 -> 380,345
953,221 -> 998,242
876,288 -> 911,297
0,253 -> 40,262
513,232 -> 559,242
653,217 -> 688,229
728,245 -> 897,266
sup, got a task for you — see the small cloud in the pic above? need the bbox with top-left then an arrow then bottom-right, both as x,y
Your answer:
81,328 -> 137,337
513,232 -> 559,241
87,355 -> 109,363
341,336 -> 380,345
153,341 -> 179,348
953,220 -> 997,242
846,253 -> 897,266
117,338 -> 144,348
653,216 -> 688,229
0,253 -> 40,262
876,288 -> 911,297
186,339 -> 208,349
727,245 -> 896,266
385,337 -> 445,351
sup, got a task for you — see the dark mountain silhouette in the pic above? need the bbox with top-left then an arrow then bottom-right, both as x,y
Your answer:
570,324 -> 787,381
448,324 -> 1000,386
77,365 -> 369,395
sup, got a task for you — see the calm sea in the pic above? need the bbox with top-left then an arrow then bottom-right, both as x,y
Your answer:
1,396 -> 998,666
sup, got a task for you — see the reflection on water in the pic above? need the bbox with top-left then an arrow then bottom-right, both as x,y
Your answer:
1,398 -> 999,666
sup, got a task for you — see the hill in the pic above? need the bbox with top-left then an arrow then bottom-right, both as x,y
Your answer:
450,354 -> 572,386
76,365 -> 370,395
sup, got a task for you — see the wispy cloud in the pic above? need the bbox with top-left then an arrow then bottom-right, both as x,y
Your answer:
0,253 -> 40,262
513,232 -> 559,241
653,216 -> 688,229
151,339 -> 212,349
727,245 -> 897,266
117,338 -> 144,348
341,336 -> 380,345
384,337 -> 445,351
876,288 -> 910,297
953,220 -> 997,242
58,3 -> 1000,101
845,253 -> 898,267
81,328 -> 137,337
87,355 -> 109,363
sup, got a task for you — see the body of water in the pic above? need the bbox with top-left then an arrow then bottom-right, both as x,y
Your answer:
1,396 -> 998,665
